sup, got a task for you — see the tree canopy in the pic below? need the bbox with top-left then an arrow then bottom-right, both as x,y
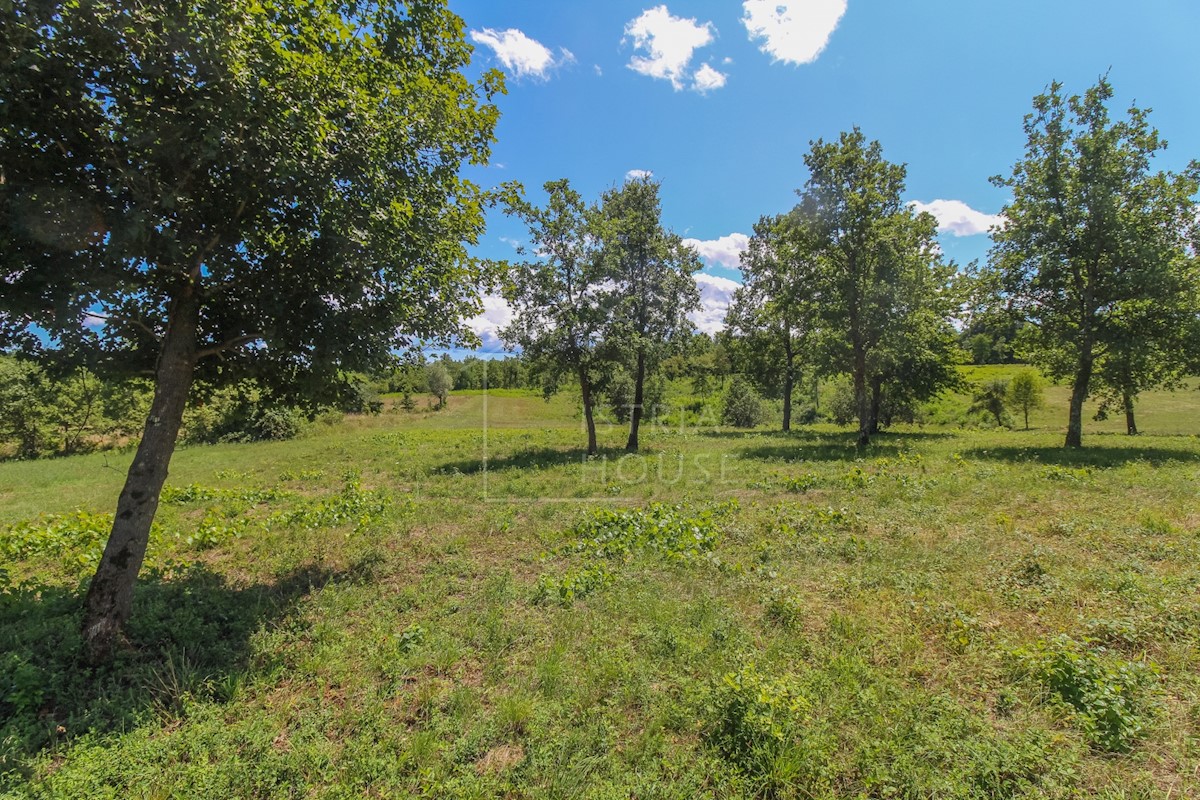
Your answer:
987,77 -> 1199,447
0,0 -> 503,658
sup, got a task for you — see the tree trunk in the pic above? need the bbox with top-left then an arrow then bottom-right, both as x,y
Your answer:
579,367 -> 598,456
854,345 -> 870,447
782,344 -> 794,433
1023,406 -> 1030,431
626,349 -> 645,453
1065,346 -> 1093,448
868,377 -> 882,435
81,290 -> 200,662
1123,391 -> 1137,436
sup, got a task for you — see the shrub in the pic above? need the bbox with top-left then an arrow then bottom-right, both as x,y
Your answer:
704,664 -> 833,793
968,379 -> 1011,428
1014,635 -> 1157,752
723,376 -> 768,428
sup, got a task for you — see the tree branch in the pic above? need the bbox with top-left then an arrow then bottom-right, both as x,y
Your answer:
196,333 -> 261,360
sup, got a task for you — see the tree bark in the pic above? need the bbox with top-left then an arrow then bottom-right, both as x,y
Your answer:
1065,345 -> 1093,448
868,376 -> 882,435
81,289 -> 200,662
782,340 -> 794,433
1123,391 -> 1137,436
579,367 -> 598,456
626,349 -> 645,452
854,344 -> 870,447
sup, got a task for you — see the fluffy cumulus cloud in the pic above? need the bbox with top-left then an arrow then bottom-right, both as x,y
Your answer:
469,28 -> 573,80
691,272 -> 741,334
624,6 -> 719,91
682,232 -> 750,269
742,0 -> 846,65
692,63 -> 727,92
909,199 -> 1004,237
466,293 -> 514,352
626,169 -> 654,181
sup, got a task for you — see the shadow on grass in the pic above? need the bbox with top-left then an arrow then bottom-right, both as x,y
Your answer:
0,558 -> 378,788
436,446 -> 631,475
962,443 -> 1200,467
735,429 -> 951,463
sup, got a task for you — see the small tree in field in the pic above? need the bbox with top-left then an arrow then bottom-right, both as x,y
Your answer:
0,0 -> 502,660
969,380 -> 1011,428
427,364 -> 452,410
723,376 -> 769,429
1007,370 -> 1045,430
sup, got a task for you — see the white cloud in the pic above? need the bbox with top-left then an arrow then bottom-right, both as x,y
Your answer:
742,0 -> 846,65
594,64 -> 603,76
683,232 -> 750,269
624,6 -> 715,91
466,293 -> 514,352
693,63 -> 727,93
626,169 -> 654,181
691,272 -> 741,334
465,273 -> 743,346
469,28 -> 573,80
909,199 -> 1004,237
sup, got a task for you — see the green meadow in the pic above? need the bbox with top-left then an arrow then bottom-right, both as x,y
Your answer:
3,366 -> 1200,798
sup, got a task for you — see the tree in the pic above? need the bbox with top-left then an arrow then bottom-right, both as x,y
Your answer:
501,179 -> 606,454
969,380 -> 1011,428
988,77 -> 1200,447
726,215 -> 816,432
594,177 -> 701,452
790,129 -> 956,446
1007,369 -> 1045,430
426,364 -> 452,410
722,376 -> 769,428
0,0 -> 502,660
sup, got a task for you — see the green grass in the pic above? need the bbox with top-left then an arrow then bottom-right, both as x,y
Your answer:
2,376 -> 1200,797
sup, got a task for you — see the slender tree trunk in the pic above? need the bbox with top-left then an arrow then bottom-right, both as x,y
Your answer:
868,377 -> 882,435
1123,391 -> 1137,436
579,367 -> 598,456
854,345 -> 870,447
782,344 -> 794,433
82,290 -> 200,662
1065,345 -> 1093,448
1023,407 -> 1030,431
626,349 -> 645,453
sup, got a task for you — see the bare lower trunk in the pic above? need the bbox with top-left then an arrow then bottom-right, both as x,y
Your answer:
626,350 -> 645,453
1123,391 -> 1137,436
580,367 -> 598,456
854,346 -> 870,447
1065,348 -> 1093,448
82,291 -> 199,662
782,355 -> 794,433
868,377 -> 882,435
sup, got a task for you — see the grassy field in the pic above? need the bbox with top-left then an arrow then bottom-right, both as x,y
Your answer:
2,367 -> 1200,798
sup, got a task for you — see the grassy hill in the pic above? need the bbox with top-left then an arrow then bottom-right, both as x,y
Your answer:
2,377 -> 1199,797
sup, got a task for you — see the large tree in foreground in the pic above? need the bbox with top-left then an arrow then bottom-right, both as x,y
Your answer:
595,178 -> 701,453
791,129 -> 955,446
501,179 -> 607,455
0,0 -> 502,659
988,77 -> 1199,447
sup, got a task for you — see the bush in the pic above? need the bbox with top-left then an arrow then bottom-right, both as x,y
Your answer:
1014,635 -> 1157,752
182,384 -> 305,444
704,664 -> 833,793
723,376 -> 768,428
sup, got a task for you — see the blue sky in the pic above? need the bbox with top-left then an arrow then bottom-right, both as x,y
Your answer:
450,0 -> 1200,351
